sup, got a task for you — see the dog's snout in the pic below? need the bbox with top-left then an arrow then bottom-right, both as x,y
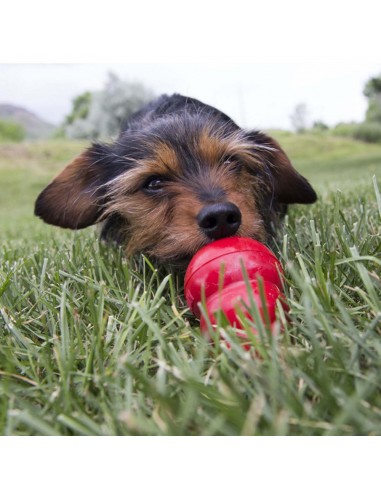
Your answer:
197,202 -> 241,240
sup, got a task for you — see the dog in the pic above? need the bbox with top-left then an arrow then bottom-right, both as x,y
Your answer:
35,94 -> 317,263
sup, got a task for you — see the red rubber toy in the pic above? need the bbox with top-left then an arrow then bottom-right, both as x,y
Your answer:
184,237 -> 287,343
200,279 -> 283,333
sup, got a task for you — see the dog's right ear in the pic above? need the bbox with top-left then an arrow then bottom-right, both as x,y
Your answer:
35,144 -> 125,229
246,131 -> 317,205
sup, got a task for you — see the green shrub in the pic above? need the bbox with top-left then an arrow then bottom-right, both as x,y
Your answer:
0,119 -> 25,142
331,122 -> 359,139
353,122 -> 381,143
332,121 -> 381,143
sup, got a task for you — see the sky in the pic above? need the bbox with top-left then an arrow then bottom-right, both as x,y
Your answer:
0,0 -> 380,131
0,61 -> 379,131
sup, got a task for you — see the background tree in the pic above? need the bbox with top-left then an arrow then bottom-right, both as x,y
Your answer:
64,72 -> 155,139
64,92 -> 92,126
290,103 -> 309,133
363,73 -> 381,123
312,120 -> 329,131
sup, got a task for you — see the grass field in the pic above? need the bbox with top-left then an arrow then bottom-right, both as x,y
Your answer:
0,134 -> 380,435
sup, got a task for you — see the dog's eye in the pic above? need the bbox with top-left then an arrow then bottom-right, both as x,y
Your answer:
143,176 -> 165,193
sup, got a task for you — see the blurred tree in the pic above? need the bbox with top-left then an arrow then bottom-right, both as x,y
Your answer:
64,72 -> 155,139
64,92 -> 92,126
364,73 -> 381,123
290,103 -> 309,133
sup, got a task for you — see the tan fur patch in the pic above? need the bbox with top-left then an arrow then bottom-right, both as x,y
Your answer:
197,130 -> 225,164
154,142 -> 181,174
197,126 -> 263,171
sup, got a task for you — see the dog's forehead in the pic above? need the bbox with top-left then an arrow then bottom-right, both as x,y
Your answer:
117,113 -> 248,172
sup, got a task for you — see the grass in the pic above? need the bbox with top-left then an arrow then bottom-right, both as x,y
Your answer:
0,135 -> 380,435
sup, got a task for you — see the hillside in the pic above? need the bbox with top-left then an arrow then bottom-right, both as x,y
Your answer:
269,130 -> 381,189
0,103 -> 56,139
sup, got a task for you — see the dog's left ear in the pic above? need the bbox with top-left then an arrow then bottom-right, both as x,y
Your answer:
35,143 -> 127,229
247,131 -> 317,204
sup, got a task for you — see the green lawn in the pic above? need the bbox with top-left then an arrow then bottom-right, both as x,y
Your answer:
0,135 -> 380,435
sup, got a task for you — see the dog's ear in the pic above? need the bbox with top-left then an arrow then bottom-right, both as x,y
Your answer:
35,143 -> 124,229
247,131 -> 317,204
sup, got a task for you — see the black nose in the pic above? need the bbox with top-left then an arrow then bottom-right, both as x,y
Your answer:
197,202 -> 242,240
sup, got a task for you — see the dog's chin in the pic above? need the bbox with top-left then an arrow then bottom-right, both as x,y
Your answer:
148,251 -> 197,270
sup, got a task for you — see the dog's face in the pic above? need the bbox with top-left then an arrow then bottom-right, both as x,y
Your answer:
35,96 -> 317,262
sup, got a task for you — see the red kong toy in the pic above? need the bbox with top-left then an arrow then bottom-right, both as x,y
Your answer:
184,237 -> 288,342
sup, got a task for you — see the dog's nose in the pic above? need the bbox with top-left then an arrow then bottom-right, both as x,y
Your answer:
197,202 -> 241,240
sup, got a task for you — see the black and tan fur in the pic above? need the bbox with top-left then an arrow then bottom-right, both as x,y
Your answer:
35,94 -> 317,263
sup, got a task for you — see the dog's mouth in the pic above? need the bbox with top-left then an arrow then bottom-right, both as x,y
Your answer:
154,232 -> 248,268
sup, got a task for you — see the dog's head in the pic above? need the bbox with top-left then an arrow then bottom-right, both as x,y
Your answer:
35,97 -> 316,262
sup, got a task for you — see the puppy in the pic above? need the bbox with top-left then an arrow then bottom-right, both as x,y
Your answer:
35,94 -> 317,263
